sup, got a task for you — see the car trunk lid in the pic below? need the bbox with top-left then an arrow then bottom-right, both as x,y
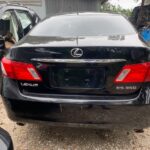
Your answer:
8,35 -> 149,96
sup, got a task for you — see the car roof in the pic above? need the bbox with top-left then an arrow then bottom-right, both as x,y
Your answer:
50,12 -> 122,18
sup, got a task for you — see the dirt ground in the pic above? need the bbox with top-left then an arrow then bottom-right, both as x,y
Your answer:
1,100 -> 150,150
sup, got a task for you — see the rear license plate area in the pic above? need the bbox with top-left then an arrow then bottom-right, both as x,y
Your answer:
49,67 -> 105,89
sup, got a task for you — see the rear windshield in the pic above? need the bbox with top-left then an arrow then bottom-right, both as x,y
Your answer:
30,14 -> 136,37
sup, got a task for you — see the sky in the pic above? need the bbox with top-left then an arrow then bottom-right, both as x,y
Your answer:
109,0 -> 141,9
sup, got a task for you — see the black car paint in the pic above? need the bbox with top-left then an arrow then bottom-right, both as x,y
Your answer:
8,35 -> 148,95
2,13 -> 150,128
2,78 -> 150,129
3,69 -> 150,128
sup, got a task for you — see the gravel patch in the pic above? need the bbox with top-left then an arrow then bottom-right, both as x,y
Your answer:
0,100 -> 150,150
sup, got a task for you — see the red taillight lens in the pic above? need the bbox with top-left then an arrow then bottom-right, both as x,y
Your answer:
115,63 -> 150,83
1,57 -> 42,81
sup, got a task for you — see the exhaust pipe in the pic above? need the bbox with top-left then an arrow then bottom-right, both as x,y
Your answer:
16,122 -> 25,126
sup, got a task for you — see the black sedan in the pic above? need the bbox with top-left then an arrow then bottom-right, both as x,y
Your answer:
1,12 -> 150,129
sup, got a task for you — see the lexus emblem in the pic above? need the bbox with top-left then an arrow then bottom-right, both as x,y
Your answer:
71,48 -> 83,58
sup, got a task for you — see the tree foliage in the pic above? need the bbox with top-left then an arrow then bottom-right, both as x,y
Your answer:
100,3 -> 133,17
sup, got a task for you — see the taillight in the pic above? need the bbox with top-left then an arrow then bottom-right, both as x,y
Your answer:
115,63 -> 150,83
1,57 -> 42,81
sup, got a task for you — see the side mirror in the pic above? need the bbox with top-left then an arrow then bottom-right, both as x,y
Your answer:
0,128 -> 13,150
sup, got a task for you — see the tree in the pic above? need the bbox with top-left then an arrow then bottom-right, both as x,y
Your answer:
100,3 -> 132,17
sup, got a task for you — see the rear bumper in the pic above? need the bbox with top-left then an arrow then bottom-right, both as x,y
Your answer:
2,78 -> 150,128
2,98 -> 150,129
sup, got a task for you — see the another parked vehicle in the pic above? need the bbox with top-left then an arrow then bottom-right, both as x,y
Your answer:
0,128 -> 13,150
1,12 -> 150,129
130,4 -> 150,46
0,3 -> 40,59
